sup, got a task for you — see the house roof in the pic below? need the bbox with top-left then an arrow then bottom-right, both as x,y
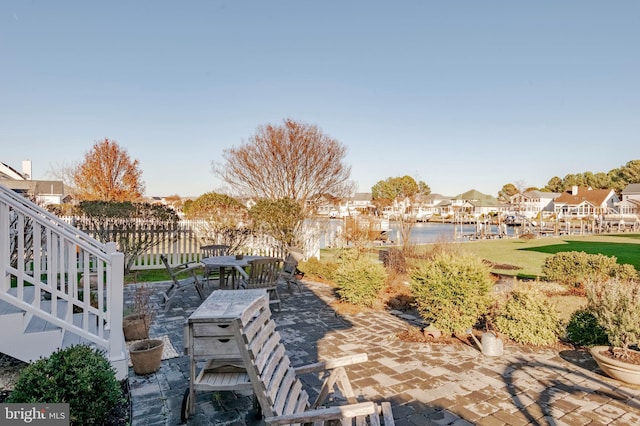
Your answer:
622,183 -> 640,194
0,179 -> 65,195
0,162 -> 26,180
350,192 -> 372,202
453,189 -> 503,207
522,190 -> 561,199
554,187 -> 615,207
617,199 -> 640,208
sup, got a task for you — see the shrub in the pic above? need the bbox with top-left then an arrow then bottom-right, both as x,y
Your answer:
586,278 -> 640,358
298,257 -> 338,283
335,250 -> 387,307
410,253 -> 493,335
8,345 -> 125,425
493,289 -> 563,346
542,251 -> 638,287
565,309 -> 609,347
379,248 -> 406,274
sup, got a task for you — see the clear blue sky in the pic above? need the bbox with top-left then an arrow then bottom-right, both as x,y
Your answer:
2,1 -> 638,198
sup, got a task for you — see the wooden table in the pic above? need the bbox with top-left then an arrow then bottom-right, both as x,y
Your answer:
182,289 -> 268,421
200,255 -> 266,288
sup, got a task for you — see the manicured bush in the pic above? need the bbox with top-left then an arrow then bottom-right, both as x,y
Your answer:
410,253 -> 493,335
542,251 -> 638,287
299,257 -> 338,283
565,308 -> 609,347
494,289 -> 563,346
586,278 -> 640,358
335,250 -> 387,307
8,345 -> 125,425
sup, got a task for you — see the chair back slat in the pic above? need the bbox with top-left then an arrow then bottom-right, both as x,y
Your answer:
200,244 -> 230,258
243,258 -> 282,289
233,295 -> 310,419
273,367 -> 298,414
254,328 -> 281,374
239,257 -> 283,311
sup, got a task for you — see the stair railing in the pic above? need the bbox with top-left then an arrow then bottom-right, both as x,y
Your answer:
0,184 -> 126,379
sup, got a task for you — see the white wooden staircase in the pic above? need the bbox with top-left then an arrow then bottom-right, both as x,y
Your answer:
0,185 -> 127,380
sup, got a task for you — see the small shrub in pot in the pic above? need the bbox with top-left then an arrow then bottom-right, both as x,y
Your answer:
586,278 -> 640,359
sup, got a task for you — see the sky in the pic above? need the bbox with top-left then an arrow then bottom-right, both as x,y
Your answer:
1,1 -> 639,198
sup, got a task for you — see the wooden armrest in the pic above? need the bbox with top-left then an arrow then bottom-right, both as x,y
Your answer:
175,264 -> 201,275
294,353 -> 368,375
264,401 -> 376,425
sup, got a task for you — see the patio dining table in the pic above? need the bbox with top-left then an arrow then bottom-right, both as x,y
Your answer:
200,255 -> 268,288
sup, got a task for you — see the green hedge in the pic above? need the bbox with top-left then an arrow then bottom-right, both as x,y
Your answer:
8,345 -> 125,425
542,251 -> 638,287
410,253 -> 493,335
494,289 -> 563,346
335,250 -> 387,307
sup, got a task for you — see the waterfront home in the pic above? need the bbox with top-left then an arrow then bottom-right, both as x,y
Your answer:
450,189 -> 507,218
509,190 -> 560,219
553,186 -> 619,219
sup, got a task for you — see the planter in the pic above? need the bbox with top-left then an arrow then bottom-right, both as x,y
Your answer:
123,314 -> 150,341
590,345 -> 640,385
423,325 -> 442,340
129,339 -> 164,375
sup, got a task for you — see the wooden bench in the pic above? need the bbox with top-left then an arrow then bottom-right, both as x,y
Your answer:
232,294 -> 396,425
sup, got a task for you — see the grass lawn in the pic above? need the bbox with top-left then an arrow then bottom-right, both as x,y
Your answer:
460,233 -> 640,279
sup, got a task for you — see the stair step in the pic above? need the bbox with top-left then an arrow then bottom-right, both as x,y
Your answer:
0,311 -> 26,333
0,328 -> 63,363
0,286 -> 36,314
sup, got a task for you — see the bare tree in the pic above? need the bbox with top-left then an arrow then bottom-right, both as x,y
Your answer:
47,160 -> 79,192
184,192 -> 252,253
213,119 -> 354,204
74,138 -> 145,201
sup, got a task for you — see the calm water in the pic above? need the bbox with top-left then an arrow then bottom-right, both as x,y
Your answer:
389,222 -> 516,244
319,219 -> 516,247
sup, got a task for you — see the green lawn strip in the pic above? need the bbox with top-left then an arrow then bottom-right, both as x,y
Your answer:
124,266 -> 203,284
450,234 -> 640,279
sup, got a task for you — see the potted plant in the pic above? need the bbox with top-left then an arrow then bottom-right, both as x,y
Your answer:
124,285 -> 165,375
123,286 -> 154,341
586,278 -> 640,385
129,338 -> 164,375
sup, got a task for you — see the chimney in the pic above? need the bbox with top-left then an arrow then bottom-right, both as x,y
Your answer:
22,160 -> 32,180
571,185 -> 578,195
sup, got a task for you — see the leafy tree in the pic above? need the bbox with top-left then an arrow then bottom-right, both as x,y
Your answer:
214,118 -> 354,204
497,183 -> 519,202
371,175 -> 430,203
74,138 -> 145,201
249,198 -> 304,249
544,176 -> 564,192
74,201 -> 179,273
609,159 -> 640,194
184,192 -> 251,253
371,175 -> 430,252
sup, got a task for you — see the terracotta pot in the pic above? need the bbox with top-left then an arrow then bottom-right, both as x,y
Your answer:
123,314 -> 150,341
423,325 -> 441,339
129,339 -> 164,375
590,345 -> 640,385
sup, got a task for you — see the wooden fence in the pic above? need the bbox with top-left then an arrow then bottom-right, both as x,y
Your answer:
61,217 -> 320,270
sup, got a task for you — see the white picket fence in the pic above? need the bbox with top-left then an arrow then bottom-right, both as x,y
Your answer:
60,218 -> 321,270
